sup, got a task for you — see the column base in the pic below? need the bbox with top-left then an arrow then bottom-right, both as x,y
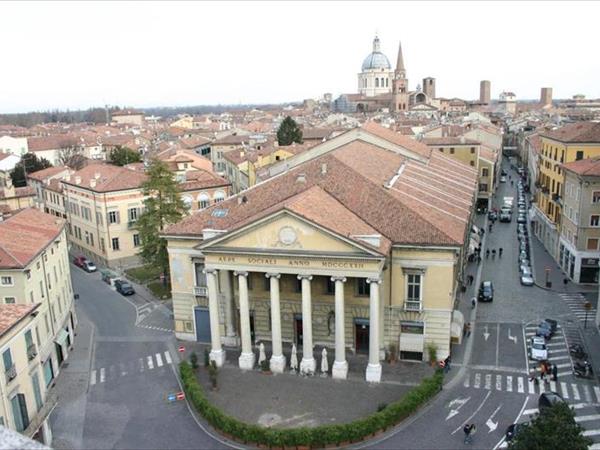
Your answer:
238,352 -> 255,370
270,354 -> 286,373
222,335 -> 240,347
332,360 -> 348,380
365,363 -> 382,383
209,349 -> 226,368
300,357 -> 316,375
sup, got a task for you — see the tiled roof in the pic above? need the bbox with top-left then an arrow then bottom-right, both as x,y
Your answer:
541,122 -> 600,143
27,165 -> 71,181
165,139 -> 477,249
361,122 -> 432,158
0,186 -> 35,200
28,135 -> 78,152
562,156 -> 600,176
180,170 -> 230,192
422,137 -> 480,146
0,304 -> 40,337
212,134 -> 248,146
63,163 -> 147,193
0,208 -> 65,269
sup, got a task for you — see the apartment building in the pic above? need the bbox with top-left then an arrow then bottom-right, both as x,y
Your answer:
533,122 -> 600,259
0,208 -> 75,437
28,166 -> 73,219
0,304 -> 54,445
61,164 -> 147,269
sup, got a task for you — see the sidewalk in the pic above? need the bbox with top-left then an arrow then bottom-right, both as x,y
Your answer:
49,308 -> 95,450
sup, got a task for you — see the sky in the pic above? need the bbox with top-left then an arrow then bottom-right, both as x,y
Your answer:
1,1 -> 599,113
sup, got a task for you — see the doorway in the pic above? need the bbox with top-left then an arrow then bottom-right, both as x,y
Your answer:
294,314 -> 303,346
354,319 -> 369,354
55,342 -> 64,366
194,307 -> 211,343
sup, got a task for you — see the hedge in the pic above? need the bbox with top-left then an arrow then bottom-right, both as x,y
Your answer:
180,361 -> 444,448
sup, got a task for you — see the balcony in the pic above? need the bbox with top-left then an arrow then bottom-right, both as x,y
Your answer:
5,364 -> 16,383
193,286 -> 208,297
27,344 -> 37,361
552,193 -> 562,205
541,186 -> 550,194
404,300 -> 422,312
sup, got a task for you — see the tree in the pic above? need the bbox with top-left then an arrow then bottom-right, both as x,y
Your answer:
109,146 -> 142,166
135,159 -> 186,282
509,402 -> 591,450
276,116 -> 303,146
10,153 -> 52,187
58,145 -> 86,170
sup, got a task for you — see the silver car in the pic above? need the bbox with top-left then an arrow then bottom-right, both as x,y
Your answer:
521,274 -> 534,286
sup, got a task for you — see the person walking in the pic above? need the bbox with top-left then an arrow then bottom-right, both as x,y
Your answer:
444,355 -> 451,373
463,424 -> 476,444
486,249 -> 490,259
552,364 -> 558,381
491,249 -> 496,259
499,248 -> 503,258
466,322 -> 471,337
471,297 -> 477,309
540,363 -> 546,381
488,223 -> 492,232
529,370 -> 539,386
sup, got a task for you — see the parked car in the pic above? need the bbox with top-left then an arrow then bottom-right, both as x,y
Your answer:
517,214 -> 527,224
530,337 -> 548,360
73,255 -> 87,268
478,280 -> 494,302
499,210 -> 512,222
517,224 -> 528,234
505,423 -> 526,442
519,250 -> 529,262
82,260 -> 97,272
500,176 -> 507,183
538,392 -> 566,412
520,258 -> 531,268
114,279 -> 135,296
519,241 -> 529,253
488,210 -> 498,220
536,319 -> 558,339
520,274 -> 534,286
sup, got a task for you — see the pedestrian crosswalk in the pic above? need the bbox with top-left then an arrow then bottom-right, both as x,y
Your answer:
90,350 -> 173,386
559,292 -> 597,325
463,371 -> 598,402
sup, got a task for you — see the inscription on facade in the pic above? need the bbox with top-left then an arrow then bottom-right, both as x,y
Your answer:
212,254 -> 370,271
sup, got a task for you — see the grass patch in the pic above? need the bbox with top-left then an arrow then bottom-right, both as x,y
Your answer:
125,265 -> 161,283
147,281 -> 172,299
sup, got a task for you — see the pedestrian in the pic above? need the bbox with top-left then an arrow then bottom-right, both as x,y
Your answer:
471,297 -> 477,309
466,322 -> 471,337
486,249 -> 490,259
444,355 -> 451,373
469,275 -> 474,285
529,371 -> 539,386
463,323 -> 468,337
488,223 -> 492,232
463,423 -> 476,444
552,364 -> 558,381
540,363 -> 546,381
491,249 -> 496,259
499,248 -> 503,258
477,254 -> 482,264
563,277 -> 569,286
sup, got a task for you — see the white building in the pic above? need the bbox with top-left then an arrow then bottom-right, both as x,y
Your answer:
357,36 -> 393,97
0,136 -> 28,157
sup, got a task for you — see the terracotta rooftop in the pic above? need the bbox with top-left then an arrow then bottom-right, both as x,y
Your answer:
180,169 -> 230,192
361,121 -> 432,158
0,304 -> 40,337
562,156 -> 600,176
422,137 -> 481,146
0,208 -> 65,269
28,135 -> 78,152
27,165 -> 71,181
541,122 -> 600,143
63,163 -> 147,193
212,134 -> 249,146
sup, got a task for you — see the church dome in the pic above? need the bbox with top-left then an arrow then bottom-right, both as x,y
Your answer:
361,36 -> 391,71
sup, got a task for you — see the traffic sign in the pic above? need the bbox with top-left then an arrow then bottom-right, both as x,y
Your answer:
178,345 -> 185,353
176,391 -> 185,401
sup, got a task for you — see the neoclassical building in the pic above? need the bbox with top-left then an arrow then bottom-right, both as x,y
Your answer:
164,123 -> 477,382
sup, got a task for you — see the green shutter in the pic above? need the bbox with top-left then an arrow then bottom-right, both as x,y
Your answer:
31,372 -> 43,411
2,349 -> 12,372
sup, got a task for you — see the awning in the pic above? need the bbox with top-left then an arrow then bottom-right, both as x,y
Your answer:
55,328 -> 69,347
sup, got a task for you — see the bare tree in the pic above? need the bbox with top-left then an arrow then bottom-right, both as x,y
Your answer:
58,144 -> 87,170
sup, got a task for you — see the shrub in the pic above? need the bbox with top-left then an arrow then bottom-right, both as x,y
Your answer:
208,361 -> 218,389
204,349 -> 210,368
427,342 -> 438,363
190,352 -> 199,370
260,359 -> 270,372
179,361 -> 444,447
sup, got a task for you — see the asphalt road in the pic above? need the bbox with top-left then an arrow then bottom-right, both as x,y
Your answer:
51,266 -> 229,450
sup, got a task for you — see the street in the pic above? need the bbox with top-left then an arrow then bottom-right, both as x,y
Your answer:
50,266 -> 228,449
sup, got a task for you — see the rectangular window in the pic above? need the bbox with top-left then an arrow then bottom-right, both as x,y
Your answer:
96,211 -> 103,225
100,238 -> 105,252
84,231 -> 90,245
4,297 -> 15,304
39,281 -> 44,298
2,348 -> 13,372
0,276 -> 13,286
587,238 -> 599,251
356,278 -> 370,296
481,168 -> 489,177
90,233 -> 94,247
53,266 -> 58,283
576,151 -> 584,161
592,191 -> 600,204
24,329 -> 33,352
29,291 -> 34,303
11,393 -> 29,432
133,234 -> 140,247
325,278 -> 335,295
107,210 -> 120,224
43,358 -> 54,387
591,215 -> 600,227
449,147 -> 455,154
478,183 -> 488,193
470,147 -> 475,154
111,237 -> 120,251
128,207 -> 139,222
406,273 -> 422,311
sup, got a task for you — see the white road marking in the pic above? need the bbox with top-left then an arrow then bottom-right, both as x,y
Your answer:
451,391 -> 491,435
156,353 -> 163,367
582,429 -> 600,437
164,351 -> 172,364
120,362 -> 127,376
485,374 -> 492,390
147,355 -> 154,370
594,386 -> 600,402
528,379 -> 535,394
474,373 -> 481,389
575,414 -> 600,423
496,375 -> 502,391
90,370 -> 97,385
506,376 -> 513,392
548,355 -> 570,361
538,381 -> 545,394
583,385 -> 592,403
555,363 -> 571,369
464,376 -> 470,388
550,380 -> 557,391
100,367 -> 105,383
546,342 -> 566,347
590,443 -> 600,450
517,377 -> 524,393
561,382 -> 569,399
573,384 -> 581,401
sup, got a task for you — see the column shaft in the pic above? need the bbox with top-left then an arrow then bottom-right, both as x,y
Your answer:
221,270 -> 236,339
267,273 -> 285,373
299,275 -> 316,374
366,277 -> 382,382
206,269 -> 225,367
236,271 -> 255,370
332,276 -> 348,379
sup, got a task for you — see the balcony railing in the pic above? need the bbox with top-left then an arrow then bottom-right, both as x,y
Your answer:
127,220 -> 137,229
193,286 -> 208,297
404,300 -> 422,312
27,344 -> 37,361
5,364 -> 16,383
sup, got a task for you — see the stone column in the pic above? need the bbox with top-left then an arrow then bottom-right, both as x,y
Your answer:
235,271 -> 255,370
298,274 -> 316,374
365,277 -> 382,383
331,276 -> 348,380
266,273 -> 285,373
205,268 -> 225,367
221,270 -> 237,346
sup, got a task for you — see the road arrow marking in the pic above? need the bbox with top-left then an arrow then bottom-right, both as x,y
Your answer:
446,396 -> 471,420
483,324 -> 490,341
508,328 -> 517,344
486,404 -> 503,433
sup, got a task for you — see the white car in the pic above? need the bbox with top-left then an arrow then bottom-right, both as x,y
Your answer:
530,337 -> 548,361
521,274 -> 534,286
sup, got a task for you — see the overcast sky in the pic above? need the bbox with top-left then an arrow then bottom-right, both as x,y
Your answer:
1,1 -> 599,113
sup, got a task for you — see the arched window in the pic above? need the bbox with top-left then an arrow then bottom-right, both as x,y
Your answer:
213,191 -> 225,203
197,193 -> 210,209
375,78 -> 379,87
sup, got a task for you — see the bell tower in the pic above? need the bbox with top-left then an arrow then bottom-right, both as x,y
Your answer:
392,41 -> 409,112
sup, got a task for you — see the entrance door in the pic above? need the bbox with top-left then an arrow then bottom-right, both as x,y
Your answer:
249,312 -> 256,345
194,306 -> 211,343
294,315 -> 303,346
355,319 -> 370,354
55,343 -> 64,366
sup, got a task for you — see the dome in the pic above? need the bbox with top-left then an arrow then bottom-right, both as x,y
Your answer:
361,52 -> 391,71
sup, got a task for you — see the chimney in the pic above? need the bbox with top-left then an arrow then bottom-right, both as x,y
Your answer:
90,178 -> 96,188
75,176 -> 81,185
94,172 -> 101,180
296,173 -> 306,184
460,136 -> 466,144
65,174 -> 71,182
321,163 -> 327,175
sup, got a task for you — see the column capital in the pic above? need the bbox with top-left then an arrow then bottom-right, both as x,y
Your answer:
297,274 -> 313,281
234,271 -> 249,278
265,273 -> 281,279
366,277 -> 382,285
330,276 -> 347,283
203,268 -> 218,275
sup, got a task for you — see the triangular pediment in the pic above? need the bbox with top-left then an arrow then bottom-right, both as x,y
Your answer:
200,210 -> 381,257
